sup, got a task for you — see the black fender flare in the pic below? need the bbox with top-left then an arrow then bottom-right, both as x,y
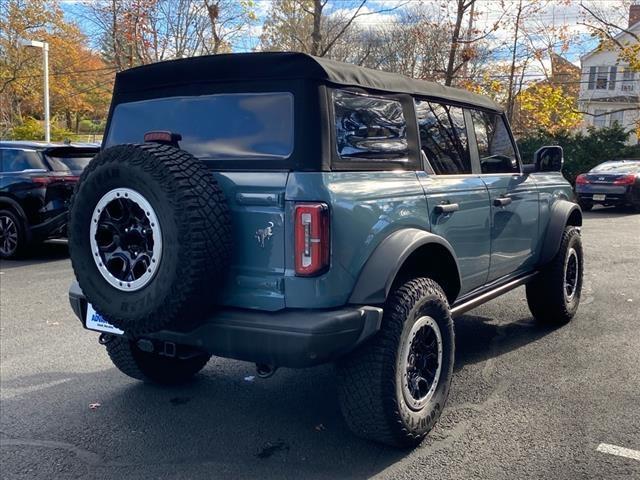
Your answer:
348,228 -> 461,305
538,200 -> 582,266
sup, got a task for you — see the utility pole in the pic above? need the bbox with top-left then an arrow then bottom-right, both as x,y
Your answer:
20,40 -> 50,143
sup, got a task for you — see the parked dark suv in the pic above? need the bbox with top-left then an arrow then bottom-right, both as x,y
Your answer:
0,141 -> 98,258
67,53 -> 583,448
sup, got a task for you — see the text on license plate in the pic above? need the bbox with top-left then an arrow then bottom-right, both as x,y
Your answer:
86,303 -> 124,335
593,194 -> 606,201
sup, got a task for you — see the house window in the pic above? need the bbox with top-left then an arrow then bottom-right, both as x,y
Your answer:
609,110 -> 624,127
622,69 -> 635,92
593,109 -> 607,128
596,66 -> 609,89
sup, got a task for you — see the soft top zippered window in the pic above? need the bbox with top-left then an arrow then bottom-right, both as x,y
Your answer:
105,92 -> 294,162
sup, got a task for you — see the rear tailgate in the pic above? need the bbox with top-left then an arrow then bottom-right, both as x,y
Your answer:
213,171 -> 288,311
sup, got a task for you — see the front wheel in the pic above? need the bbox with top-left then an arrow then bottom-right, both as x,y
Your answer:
338,278 -> 455,448
105,336 -> 211,385
526,226 -> 583,325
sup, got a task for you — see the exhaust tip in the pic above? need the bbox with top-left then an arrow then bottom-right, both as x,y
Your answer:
255,363 -> 277,379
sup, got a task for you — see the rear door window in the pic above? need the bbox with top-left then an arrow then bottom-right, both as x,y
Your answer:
1,149 -> 46,172
415,101 -> 471,175
333,90 -> 409,163
105,92 -> 294,161
469,110 -> 519,174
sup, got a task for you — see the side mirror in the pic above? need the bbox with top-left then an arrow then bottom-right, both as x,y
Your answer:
534,145 -> 564,172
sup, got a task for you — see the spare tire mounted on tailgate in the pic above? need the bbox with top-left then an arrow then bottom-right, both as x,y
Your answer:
68,143 -> 232,335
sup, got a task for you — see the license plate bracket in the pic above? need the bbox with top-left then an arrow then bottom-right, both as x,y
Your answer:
85,303 -> 124,335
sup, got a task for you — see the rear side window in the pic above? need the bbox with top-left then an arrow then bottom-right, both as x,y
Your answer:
1,149 -> 46,172
333,90 -> 409,162
105,92 -> 294,161
415,101 -> 471,175
470,110 -> 519,174
46,154 -> 95,172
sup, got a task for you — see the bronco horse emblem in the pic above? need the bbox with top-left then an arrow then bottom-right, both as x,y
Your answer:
255,222 -> 274,248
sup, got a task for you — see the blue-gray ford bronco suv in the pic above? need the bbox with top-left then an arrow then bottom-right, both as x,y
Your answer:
68,52 -> 584,448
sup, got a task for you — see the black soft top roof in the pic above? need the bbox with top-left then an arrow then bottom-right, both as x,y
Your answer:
114,52 -> 502,112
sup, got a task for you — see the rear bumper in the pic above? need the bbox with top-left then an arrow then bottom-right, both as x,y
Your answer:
68,282 -> 383,368
575,185 -> 635,205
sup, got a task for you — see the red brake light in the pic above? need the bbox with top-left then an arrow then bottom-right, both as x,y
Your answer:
575,174 -> 588,185
613,174 -> 636,185
294,203 -> 330,276
31,176 -> 55,186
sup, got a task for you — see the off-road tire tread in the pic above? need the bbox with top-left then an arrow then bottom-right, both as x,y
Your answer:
338,277 -> 452,448
526,226 -> 582,324
105,336 -> 211,384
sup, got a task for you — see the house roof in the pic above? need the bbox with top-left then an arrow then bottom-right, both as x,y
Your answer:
113,52 -> 502,112
580,20 -> 640,63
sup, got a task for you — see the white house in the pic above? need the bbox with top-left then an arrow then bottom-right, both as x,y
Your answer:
578,5 -> 640,145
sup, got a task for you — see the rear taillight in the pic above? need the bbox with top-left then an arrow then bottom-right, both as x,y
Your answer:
31,176 -> 55,186
575,174 -> 588,185
613,174 -> 636,185
294,203 -> 330,276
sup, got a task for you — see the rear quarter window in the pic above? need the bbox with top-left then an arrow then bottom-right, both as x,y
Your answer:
333,90 -> 409,165
1,149 -> 46,172
105,92 -> 294,161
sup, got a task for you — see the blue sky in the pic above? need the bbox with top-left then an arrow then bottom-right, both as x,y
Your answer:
59,0 -> 628,75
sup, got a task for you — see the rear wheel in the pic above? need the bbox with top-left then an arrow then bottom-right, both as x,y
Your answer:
104,336 -> 211,384
338,277 -> 454,448
0,209 -> 26,259
526,226 -> 583,325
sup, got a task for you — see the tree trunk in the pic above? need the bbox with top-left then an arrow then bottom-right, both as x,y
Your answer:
65,110 -> 73,131
311,0 -> 323,56
111,0 -> 123,71
444,0 -> 467,86
205,1 -> 222,53
506,0 -> 523,122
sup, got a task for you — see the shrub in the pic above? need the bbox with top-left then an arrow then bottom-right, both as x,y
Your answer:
9,117 -> 75,142
517,125 -> 640,183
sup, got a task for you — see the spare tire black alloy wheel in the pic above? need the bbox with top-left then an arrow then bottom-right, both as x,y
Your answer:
90,188 -> 162,291
69,143 -> 232,335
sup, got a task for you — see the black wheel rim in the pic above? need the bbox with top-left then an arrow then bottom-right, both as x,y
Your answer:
0,215 -> 18,256
90,188 -> 162,291
401,315 -> 443,410
564,248 -> 579,301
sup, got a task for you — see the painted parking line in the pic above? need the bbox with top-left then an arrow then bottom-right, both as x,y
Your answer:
597,443 -> 640,461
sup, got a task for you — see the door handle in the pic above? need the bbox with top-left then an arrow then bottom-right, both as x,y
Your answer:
434,202 -> 460,214
493,196 -> 512,207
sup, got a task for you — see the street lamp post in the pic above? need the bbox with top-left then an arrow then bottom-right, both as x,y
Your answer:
20,40 -> 50,143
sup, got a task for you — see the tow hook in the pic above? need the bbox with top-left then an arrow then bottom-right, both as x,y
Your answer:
255,363 -> 277,379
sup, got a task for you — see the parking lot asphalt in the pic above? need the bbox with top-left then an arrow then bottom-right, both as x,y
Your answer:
1,207 -> 639,480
